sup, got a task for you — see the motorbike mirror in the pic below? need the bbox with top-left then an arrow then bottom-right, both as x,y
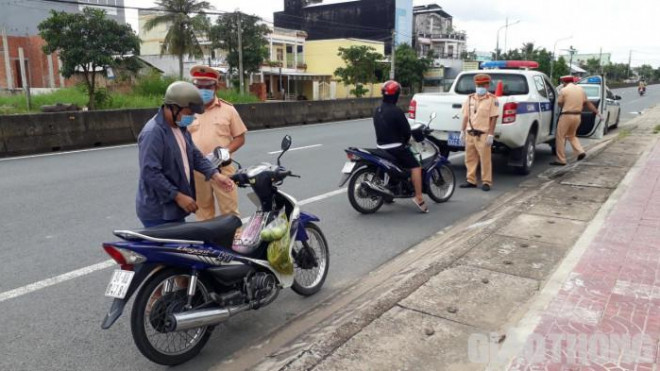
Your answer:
429,112 -> 437,121
278,135 -> 292,166
281,135 -> 292,151
213,146 -> 232,167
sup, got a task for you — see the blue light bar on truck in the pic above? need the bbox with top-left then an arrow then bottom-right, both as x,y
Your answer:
481,60 -> 539,69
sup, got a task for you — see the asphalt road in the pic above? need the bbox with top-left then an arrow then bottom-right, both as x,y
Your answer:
0,85 -> 657,371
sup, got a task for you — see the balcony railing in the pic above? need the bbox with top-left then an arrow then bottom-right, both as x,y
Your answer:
417,33 -> 466,41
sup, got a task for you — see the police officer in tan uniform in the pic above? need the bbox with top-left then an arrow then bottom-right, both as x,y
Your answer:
550,75 -> 602,166
459,74 -> 499,192
188,65 -> 248,219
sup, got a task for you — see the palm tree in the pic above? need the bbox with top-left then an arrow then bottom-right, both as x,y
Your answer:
143,0 -> 211,79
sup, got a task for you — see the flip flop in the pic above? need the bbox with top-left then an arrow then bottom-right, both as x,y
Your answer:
413,198 -> 429,213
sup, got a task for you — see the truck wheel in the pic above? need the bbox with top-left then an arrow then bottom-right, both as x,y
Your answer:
515,131 -> 536,175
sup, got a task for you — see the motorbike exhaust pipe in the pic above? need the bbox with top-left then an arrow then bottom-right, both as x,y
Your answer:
361,181 -> 395,198
169,304 -> 251,332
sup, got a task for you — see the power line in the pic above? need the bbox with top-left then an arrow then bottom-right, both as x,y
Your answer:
31,0 -> 414,39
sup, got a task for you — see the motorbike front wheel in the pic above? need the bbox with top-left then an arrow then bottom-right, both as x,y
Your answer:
292,223 -> 330,296
347,167 -> 384,214
426,164 -> 456,203
130,269 -> 213,366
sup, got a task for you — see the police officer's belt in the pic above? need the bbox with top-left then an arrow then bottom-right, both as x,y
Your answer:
467,129 -> 485,136
560,111 -> 581,115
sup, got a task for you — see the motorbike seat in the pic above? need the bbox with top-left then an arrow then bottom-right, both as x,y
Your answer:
362,148 -> 400,164
126,215 -> 242,247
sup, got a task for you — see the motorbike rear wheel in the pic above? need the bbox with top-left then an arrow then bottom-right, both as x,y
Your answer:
347,167 -> 384,214
426,164 -> 456,203
131,269 -> 213,366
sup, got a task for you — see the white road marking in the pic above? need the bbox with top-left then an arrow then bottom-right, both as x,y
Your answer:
0,260 -> 115,303
0,144 -> 137,162
268,144 -> 323,155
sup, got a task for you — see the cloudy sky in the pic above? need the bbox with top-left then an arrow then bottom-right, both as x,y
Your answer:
126,0 -> 658,67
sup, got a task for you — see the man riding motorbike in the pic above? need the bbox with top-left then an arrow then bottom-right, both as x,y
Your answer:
372,80 -> 428,213
639,80 -> 647,95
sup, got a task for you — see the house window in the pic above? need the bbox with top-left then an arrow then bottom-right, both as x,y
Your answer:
277,49 -> 284,61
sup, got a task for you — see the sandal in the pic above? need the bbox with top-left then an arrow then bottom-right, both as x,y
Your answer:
413,198 -> 429,213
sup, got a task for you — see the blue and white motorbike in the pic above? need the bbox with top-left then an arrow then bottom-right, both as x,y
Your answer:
100,135 -> 329,365
339,113 -> 456,214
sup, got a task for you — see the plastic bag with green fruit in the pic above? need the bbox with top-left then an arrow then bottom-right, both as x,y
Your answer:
265,211 -> 294,274
260,210 -> 288,242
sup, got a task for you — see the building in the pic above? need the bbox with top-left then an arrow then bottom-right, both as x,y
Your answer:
0,0 -> 126,36
138,9 -> 224,75
413,3 -> 466,82
573,53 -> 611,66
1,0 -> 126,90
305,38 -> 384,99
274,0 -> 412,55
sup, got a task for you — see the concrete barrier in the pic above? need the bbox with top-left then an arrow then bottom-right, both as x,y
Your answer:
0,97 -> 411,157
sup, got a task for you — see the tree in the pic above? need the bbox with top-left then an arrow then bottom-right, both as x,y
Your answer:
500,42 -> 552,76
636,64 -> 655,80
551,56 -> 570,83
38,8 -> 140,110
334,45 -> 384,97
209,12 -> 270,84
603,63 -> 630,82
394,43 -> 431,93
143,0 -> 211,79
580,58 -> 601,75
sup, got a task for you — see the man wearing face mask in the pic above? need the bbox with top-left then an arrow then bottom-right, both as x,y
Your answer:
188,65 -> 248,220
459,73 -> 499,191
136,81 -> 235,228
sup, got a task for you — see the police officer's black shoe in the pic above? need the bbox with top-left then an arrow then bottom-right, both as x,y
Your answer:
482,184 -> 491,192
577,153 -> 586,161
459,182 -> 478,188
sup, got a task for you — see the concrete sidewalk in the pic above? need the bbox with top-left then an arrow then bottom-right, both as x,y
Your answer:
247,105 -> 660,371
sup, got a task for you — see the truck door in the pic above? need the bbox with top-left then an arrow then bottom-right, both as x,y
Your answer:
533,75 -> 553,140
576,75 -> 606,139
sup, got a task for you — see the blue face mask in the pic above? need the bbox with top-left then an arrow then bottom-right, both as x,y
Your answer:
199,89 -> 215,104
176,114 -> 195,128
476,87 -> 488,96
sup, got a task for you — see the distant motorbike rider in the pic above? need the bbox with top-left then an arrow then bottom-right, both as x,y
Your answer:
372,80 -> 428,213
639,80 -> 647,93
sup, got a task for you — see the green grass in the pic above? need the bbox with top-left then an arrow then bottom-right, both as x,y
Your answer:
0,86 -> 261,114
618,128 -> 632,139
0,88 -> 88,114
654,125 -> 660,134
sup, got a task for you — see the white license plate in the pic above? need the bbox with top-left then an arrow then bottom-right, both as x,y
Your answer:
341,161 -> 356,174
447,131 -> 463,147
104,269 -> 135,299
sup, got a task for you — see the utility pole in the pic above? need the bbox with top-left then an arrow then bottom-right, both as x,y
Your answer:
627,50 -> 632,79
390,29 -> 396,80
237,11 -> 245,95
18,47 -> 31,111
567,45 -> 577,74
503,18 -> 508,55
2,27 -> 14,89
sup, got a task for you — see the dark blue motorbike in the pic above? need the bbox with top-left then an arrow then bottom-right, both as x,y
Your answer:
339,113 -> 456,214
100,136 -> 329,365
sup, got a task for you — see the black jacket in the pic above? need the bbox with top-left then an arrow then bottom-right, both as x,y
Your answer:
373,102 -> 411,146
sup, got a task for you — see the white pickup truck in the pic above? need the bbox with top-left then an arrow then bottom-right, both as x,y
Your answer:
408,65 -> 608,174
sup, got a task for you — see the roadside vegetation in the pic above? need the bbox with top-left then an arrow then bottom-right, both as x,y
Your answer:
0,72 -> 260,115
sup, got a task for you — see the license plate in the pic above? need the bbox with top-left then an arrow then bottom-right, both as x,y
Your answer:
104,269 -> 135,299
341,161 -> 356,174
447,131 -> 463,147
